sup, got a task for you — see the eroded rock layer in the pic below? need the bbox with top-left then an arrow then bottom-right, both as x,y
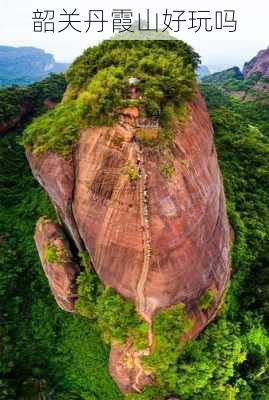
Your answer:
34,217 -> 80,312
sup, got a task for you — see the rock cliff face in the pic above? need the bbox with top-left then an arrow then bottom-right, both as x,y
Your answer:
26,87 -> 230,391
34,217 -> 80,312
243,47 -> 269,78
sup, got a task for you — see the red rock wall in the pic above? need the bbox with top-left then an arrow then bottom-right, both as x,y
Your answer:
143,94 -> 229,317
34,217 -> 80,312
27,89 -> 230,337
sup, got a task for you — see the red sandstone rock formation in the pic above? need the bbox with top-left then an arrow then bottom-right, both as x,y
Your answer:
243,47 -> 269,79
34,216 -> 80,312
27,88 -> 230,392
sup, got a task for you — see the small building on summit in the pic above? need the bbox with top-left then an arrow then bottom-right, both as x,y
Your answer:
126,76 -> 160,128
127,76 -> 140,99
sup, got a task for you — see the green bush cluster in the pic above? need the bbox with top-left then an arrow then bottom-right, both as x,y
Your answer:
75,268 -> 147,348
158,161 -> 175,178
95,287 -> 145,345
197,288 -> 216,310
43,241 -> 59,263
43,240 -> 69,265
143,304 -> 192,376
22,99 -> 86,156
121,161 -> 139,181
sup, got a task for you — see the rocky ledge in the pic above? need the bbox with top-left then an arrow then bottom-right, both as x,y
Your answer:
34,217 -> 80,312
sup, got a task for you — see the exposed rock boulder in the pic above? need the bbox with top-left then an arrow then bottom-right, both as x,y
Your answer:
34,216 -> 80,312
27,88 -> 230,390
109,340 -> 153,394
26,151 -> 83,250
27,90 -> 230,318
243,47 -> 269,78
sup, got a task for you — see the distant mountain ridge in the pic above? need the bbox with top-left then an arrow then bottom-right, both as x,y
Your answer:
243,47 -> 269,78
202,47 -> 269,101
0,46 -> 69,86
202,66 -> 243,84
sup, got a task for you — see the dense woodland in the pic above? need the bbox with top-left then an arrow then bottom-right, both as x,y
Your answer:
0,42 -> 269,399
0,74 -> 66,125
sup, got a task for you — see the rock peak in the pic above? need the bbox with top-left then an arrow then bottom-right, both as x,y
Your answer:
243,47 -> 269,78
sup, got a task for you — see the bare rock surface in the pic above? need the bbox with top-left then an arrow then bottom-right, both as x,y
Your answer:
34,216 -> 80,312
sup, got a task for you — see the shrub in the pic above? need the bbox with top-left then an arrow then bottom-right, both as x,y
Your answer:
136,128 -> 158,146
22,100 -> 86,156
197,289 -> 216,310
159,161 -> 175,178
43,241 -> 59,263
75,271 -> 99,319
78,250 -> 90,269
43,240 -> 69,264
122,161 -> 139,181
75,266 -> 147,346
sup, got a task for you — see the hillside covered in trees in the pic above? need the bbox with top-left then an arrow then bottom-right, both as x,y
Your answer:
0,41 -> 268,400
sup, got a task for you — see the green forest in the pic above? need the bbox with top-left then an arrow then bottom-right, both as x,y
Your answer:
0,74 -> 66,125
0,39 -> 269,400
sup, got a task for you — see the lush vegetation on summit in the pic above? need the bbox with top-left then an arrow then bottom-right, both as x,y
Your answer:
22,40 -> 199,155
